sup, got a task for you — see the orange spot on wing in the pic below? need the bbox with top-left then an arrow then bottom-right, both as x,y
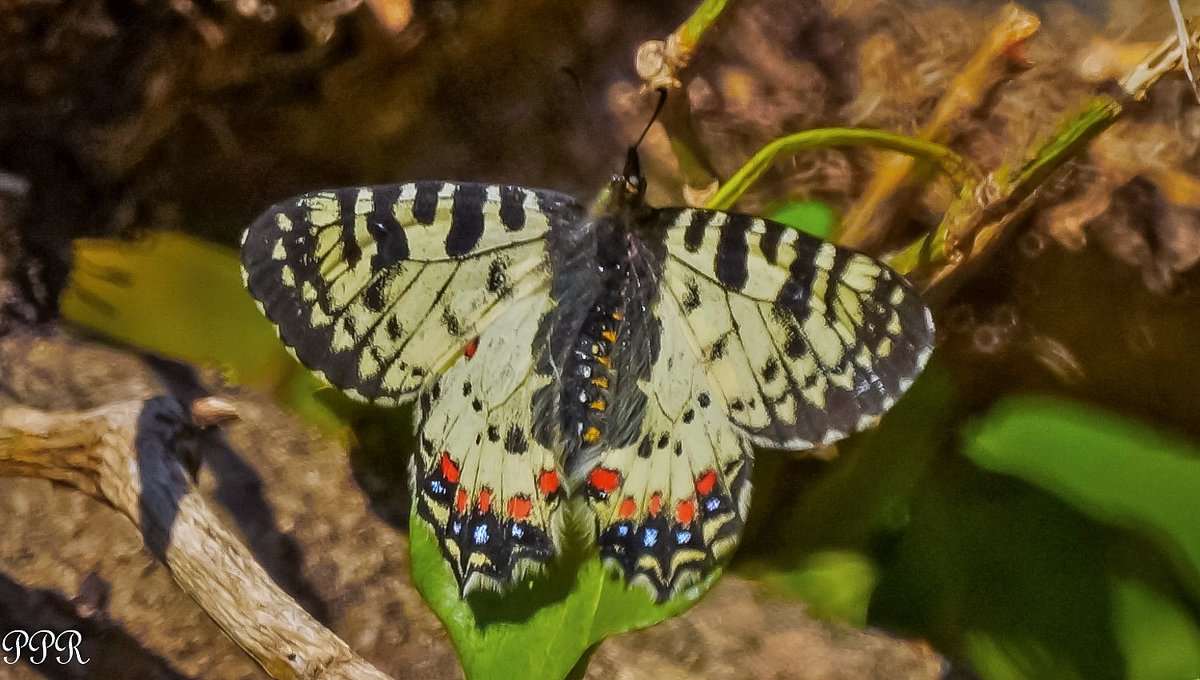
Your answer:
463,337 -> 480,359
455,488 -> 468,513
591,376 -> 609,389
538,470 -> 560,495
507,495 -> 532,520
583,426 -> 601,443
588,467 -> 620,493
648,492 -> 663,517
601,329 -> 617,343
439,452 -> 460,483
612,310 -> 623,320
618,496 -> 637,519
478,487 -> 492,512
596,355 -> 612,368
589,399 -> 607,412
676,499 -> 697,524
696,469 -> 718,496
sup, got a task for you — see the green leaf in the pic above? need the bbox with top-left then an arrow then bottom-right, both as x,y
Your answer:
870,458 -> 1126,680
743,550 -> 877,625
767,200 -> 836,239
62,233 -> 346,433
770,357 -> 960,549
732,359 -> 957,627
410,516 -> 717,680
963,396 -> 1200,602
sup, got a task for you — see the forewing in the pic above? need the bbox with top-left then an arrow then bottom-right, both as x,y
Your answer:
661,208 -> 935,448
414,293 -> 566,594
240,182 -> 583,404
582,293 -> 752,602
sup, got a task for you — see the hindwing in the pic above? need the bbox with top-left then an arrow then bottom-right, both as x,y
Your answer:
661,208 -> 935,448
240,182 -> 583,404
415,293 -> 566,594
582,291 -> 752,601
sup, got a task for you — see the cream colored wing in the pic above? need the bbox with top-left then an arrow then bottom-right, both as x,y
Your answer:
581,289 -> 752,602
414,292 -> 566,594
241,182 -> 583,405
661,209 -> 935,449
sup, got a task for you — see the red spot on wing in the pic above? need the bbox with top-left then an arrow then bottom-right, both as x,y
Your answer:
455,488 -> 468,513
696,469 -> 718,496
439,452 -> 460,483
675,498 -> 697,524
588,467 -> 620,494
618,496 -> 637,519
478,487 -> 493,512
537,470 -> 560,495
464,337 -> 480,359
648,492 -> 663,517
507,495 -> 533,520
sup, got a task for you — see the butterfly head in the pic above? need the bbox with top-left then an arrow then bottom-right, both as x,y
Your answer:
609,146 -> 647,212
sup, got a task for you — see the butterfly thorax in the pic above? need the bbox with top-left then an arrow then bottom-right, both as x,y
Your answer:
535,180 -> 667,476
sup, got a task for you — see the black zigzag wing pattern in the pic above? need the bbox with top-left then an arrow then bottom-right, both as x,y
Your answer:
240,182 -> 584,405
659,208 -> 935,449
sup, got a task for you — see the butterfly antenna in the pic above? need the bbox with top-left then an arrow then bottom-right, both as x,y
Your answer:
633,87 -> 669,150
622,87 -> 668,186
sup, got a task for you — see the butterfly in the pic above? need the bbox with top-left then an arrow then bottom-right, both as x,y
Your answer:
240,147 -> 935,602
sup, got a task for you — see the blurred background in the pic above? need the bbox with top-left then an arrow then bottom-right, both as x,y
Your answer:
2,0 -> 1200,678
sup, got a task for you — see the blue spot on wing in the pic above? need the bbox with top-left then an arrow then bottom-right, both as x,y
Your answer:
642,527 -> 659,547
473,524 -> 490,545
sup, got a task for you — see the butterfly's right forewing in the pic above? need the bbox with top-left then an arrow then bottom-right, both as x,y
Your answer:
240,182 -> 584,405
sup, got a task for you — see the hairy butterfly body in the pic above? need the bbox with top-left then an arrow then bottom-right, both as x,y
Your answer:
240,151 -> 935,602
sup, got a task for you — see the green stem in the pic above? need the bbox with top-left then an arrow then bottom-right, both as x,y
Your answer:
678,0 -> 730,52
705,128 -> 975,211
887,95 -> 1123,279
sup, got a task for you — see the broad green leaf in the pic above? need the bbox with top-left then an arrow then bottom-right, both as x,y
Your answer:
767,200 -> 836,239
64,233 -> 289,384
1107,536 -> 1200,680
732,359 -> 956,626
743,550 -> 876,625
870,458 -> 1126,680
410,516 -> 716,680
963,396 -> 1200,602
62,233 -> 346,433
767,357 -> 959,550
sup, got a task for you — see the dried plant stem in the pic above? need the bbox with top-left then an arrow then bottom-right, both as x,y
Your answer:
0,398 -> 393,680
836,3 -> 1040,251
889,22 -> 1200,298
636,0 -> 730,91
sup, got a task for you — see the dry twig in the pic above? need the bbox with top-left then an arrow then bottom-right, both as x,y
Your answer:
0,397 -> 392,680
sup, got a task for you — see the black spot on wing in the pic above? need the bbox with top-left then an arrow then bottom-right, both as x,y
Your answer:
447,184 -> 486,256
715,214 -> 750,290
684,210 -> 712,252
369,185 -> 409,267
637,435 -> 652,459
487,258 -> 509,294
682,280 -> 701,313
759,221 -> 784,263
498,185 -> 526,231
363,276 -> 388,313
338,190 -> 363,267
411,182 -> 439,225
504,425 -> 528,454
